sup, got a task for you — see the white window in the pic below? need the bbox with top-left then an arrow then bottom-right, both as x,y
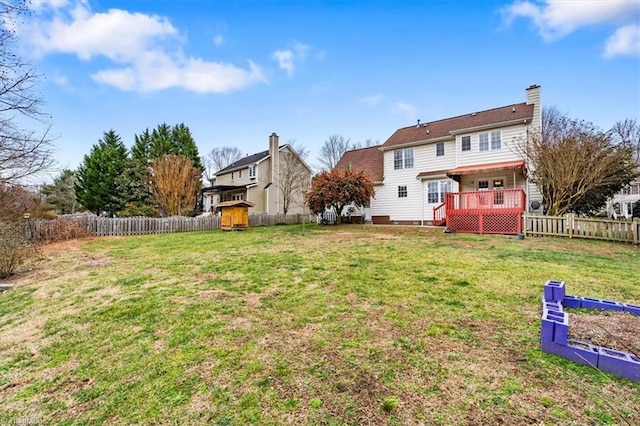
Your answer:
436,142 -> 444,157
394,150 -> 403,169
427,182 -> 439,203
491,131 -> 501,150
232,193 -> 244,201
249,164 -> 256,178
461,136 -> 471,151
238,169 -> 242,178
428,180 -> 451,204
398,185 -> 407,198
440,180 -> 451,203
394,148 -> 414,170
404,148 -> 414,168
479,133 -> 489,152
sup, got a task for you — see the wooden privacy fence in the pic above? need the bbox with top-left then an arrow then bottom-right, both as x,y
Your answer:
31,213 -> 313,240
524,214 -> 640,244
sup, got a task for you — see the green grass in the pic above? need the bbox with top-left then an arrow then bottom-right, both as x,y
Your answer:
1,224 -> 639,425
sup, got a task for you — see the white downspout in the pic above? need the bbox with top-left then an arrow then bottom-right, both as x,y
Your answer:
421,179 -> 425,226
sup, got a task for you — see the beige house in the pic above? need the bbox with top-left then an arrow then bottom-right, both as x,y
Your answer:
202,133 -> 313,215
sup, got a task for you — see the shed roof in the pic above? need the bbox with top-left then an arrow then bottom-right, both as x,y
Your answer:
214,200 -> 256,208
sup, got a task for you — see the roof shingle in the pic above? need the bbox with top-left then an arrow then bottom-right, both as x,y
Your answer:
334,145 -> 384,183
216,149 -> 270,174
382,103 -> 534,149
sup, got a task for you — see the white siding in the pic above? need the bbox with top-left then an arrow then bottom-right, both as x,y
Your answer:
456,124 -> 527,167
374,143 -> 458,223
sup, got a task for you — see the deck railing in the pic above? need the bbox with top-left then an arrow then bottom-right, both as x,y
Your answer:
445,189 -> 525,212
433,202 -> 446,226
444,189 -> 526,234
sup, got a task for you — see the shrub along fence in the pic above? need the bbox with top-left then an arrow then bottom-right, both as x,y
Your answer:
29,213 -> 314,241
524,214 -> 640,244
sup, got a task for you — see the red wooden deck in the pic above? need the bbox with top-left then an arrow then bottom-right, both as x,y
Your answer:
435,189 -> 526,235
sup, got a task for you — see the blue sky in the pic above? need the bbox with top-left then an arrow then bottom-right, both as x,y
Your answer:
15,0 -> 640,178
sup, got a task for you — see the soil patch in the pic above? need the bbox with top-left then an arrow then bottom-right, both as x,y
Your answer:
568,310 -> 640,356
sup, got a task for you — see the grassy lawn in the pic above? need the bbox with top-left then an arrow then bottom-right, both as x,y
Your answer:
1,224 -> 639,425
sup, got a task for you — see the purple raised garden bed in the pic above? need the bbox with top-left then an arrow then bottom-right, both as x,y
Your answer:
541,280 -> 639,382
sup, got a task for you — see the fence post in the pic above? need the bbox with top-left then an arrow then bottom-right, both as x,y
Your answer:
567,214 -> 574,239
633,218 -> 639,245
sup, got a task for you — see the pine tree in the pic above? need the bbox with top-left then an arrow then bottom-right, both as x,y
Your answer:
41,169 -> 78,214
75,130 -> 128,216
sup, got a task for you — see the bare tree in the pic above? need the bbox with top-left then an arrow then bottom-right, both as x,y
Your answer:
285,139 -> 309,160
611,118 -> 640,165
521,107 -> 637,216
0,1 -> 54,184
206,146 -> 243,174
317,134 -> 351,170
279,143 -> 311,215
150,154 -> 201,216
352,138 -> 379,149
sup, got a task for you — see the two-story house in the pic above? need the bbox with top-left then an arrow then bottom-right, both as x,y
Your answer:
202,133 -> 313,215
337,85 -> 543,234
608,177 -> 640,218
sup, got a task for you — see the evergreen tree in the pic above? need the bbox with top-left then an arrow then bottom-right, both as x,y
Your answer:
115,158 -> 157,217
171,123 -> 203,170
128,123 -> 203,215
131,129 -> 152,165
149,123 -> 173,161
41,169 -> 78,214
133,123 -> 203,170
75,130 -> 128,216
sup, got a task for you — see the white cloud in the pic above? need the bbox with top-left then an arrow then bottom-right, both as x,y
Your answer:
19,1 -> 266,93
30,0 -> 72,12
502,0 -> 640,57
604,24 -> 640,58
271,42 -> 314,76
393,101 -> 417,120
359,94 -> 384,107
271,49 -> 295,76
293,42 -> 309,59
53,74 -> 70,87
92,57 -> 265,93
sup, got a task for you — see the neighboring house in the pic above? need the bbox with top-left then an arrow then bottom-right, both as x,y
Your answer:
335,85 -> 543,234
202,133 -> 313,215
333,145 -> 384,221
608,178 -> 640,218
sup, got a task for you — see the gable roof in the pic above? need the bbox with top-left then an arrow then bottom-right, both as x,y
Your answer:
334,145 -> 384,183
382,103 -> 534,149
216,149 -> 270,174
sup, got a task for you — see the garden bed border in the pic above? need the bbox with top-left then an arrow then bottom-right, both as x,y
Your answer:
540,280 -> 640,382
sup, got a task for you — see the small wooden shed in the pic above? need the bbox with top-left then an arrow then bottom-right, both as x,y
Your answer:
215,200 -> 255,230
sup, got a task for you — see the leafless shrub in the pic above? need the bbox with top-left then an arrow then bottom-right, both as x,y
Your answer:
33,217 -> 90,243
0,220 -> 30,278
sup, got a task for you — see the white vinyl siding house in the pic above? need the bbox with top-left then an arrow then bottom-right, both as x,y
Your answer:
368,85 -> 542,225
